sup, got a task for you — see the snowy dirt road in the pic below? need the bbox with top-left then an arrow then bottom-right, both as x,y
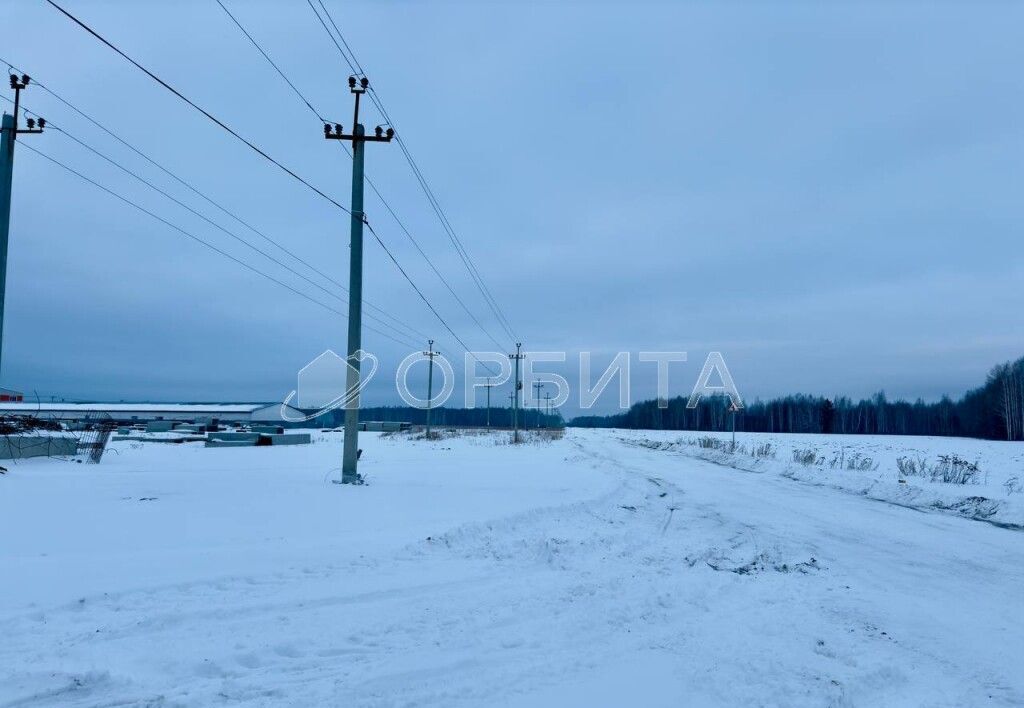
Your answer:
1,429 -> 1021,707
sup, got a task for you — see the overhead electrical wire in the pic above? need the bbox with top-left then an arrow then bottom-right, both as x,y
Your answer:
308,0 -> 520,344
364,220 -> 500,376
359,177 -> 507,351
0,74 -> 427,340
315,0 -> 365,76
214,0 -> 330,123
20,142 -> 418,348
51,121 -> 421,348
43,1 -> 506,373
367,95 -> 519,344
219,0 -> 507,353
43,0 -> 352,216
211,1 -> 504,371
298,1 -> 511,351
304,0 -> 359,77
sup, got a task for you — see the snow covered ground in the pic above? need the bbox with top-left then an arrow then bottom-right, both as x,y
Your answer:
618,429 -> 1024,528
1,428 -> 1021,706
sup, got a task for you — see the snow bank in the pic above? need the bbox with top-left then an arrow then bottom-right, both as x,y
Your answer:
616,429 -> 1024,527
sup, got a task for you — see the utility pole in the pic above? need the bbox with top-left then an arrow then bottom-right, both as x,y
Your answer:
544,391 -> 551,427
0,74 -> 45,384
483,377 -> 495,428
729,402 -> 737,451
533,381 -> 544,428
509,343 -> 524,443
323,76 -> 393,484
423,339 -> 439,438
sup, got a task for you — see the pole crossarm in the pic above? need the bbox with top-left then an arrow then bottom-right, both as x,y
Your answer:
325,127 -> 393,144
5,74 -> 48,136
323,76 -> 393,148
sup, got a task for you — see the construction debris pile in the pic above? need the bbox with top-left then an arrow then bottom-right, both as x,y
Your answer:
0,415 -> 63,435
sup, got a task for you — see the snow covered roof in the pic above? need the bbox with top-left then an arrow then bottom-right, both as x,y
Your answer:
0,402 -> 277,414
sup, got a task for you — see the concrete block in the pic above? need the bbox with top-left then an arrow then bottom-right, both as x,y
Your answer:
0,435 -> 78,459
113,435 -> 206,443
204,439 -> 258,448
267,433 -> 311,446
363,421 -> 409,432
146,421 -> 175,433
207,432 -> 261,442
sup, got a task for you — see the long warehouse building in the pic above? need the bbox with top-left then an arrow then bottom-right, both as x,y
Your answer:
0,402 -> 308,425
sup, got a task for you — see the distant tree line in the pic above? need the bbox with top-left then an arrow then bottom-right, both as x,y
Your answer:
316,405 -> 563,429
570,356 -> 1024,441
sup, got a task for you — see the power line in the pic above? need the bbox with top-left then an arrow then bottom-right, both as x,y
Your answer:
44,1 -> 506,359
304,0 -> 359,77
215,2 -> 507,351
44,0 -> 352,216
0,79 -> 428,341
43,1 -> 509,371
371,94 -> 519,343
363,180 -> 507,350
365,221 -> 499,376
298,2 -> 510,350
50,121 -> 421,348
310,1 -> 520,344
311,2 -> 515,340
20,142 -> 417,348
210,7 -> 507,358
315,0 -> 365,76
214,0 -> 329,123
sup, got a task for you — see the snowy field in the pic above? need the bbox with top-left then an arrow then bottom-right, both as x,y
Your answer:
1,428 -> 1022,706
618,429 -> 1024,528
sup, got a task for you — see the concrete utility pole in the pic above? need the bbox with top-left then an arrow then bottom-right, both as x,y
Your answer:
423,339 -> 439,438
509,343 -> 524,443
533,381 -> 545,428
323,76 -> 393,484
0,74 -> 44,383
483,377 -> 495,428
729,402 -> 737,451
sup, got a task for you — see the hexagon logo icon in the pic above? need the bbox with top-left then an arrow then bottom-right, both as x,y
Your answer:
280,349 -> 378,422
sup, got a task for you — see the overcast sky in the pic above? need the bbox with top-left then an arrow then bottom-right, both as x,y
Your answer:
2,0 -> 1021,413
